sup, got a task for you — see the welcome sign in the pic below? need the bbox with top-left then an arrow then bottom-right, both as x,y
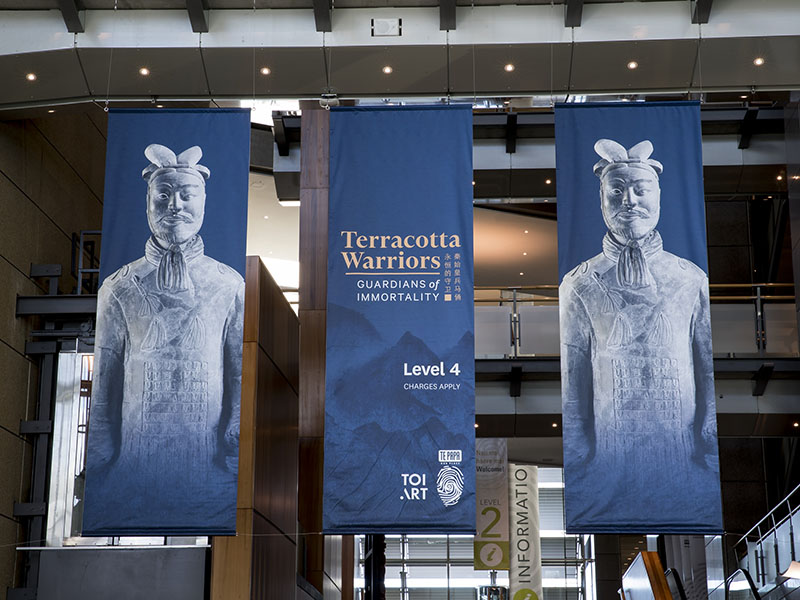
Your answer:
322,105 -> 476,533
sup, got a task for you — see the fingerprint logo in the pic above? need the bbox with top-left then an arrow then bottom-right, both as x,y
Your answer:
436,466 -> 464,507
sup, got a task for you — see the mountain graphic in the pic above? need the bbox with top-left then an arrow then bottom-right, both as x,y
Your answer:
325,303 -> 384,375
328,330 -> 450,430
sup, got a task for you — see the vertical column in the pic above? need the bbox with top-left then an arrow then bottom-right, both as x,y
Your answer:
298,103 -> 330,593
785,94 -> 800,350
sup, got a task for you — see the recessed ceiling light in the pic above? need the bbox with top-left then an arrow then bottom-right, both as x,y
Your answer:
522,252 -> 527,256
156,104 -> 164,108
263,215 -> 269,219
545,179 -> 552,184
792,175 -> 800,181
519,272 -> 524,276
740,95 -> 748,99
260,66 -> 271,75
139,67 -> 150,76
382,65 -> 393,74
754,57 -> 765,66
794,422 -> 799,428
47,109 -> 55,113
25,73 -> 37,81
504,63 -> 515,72
523,230 -> 529,234
474,423 -> 479,428
627,61 -> 638,70
777,175 -> 783,181
472,180 -> 475,186
551,422 -> 558,428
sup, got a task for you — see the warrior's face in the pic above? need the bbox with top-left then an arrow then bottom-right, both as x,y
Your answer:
146,170 -> 206,245
600,164 -> 660,242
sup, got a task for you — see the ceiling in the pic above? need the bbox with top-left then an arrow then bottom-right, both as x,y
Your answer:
0,0 -> 799,111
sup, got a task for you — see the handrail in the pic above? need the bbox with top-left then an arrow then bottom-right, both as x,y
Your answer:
725,568 -> 762,599
663,568 -> 688,600
737,481 -> 800,547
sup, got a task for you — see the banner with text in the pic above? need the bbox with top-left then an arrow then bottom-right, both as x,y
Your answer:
474,438 -> 509,569
555,102 -> 723,533
83,109 -> 250,535
509,464 -> 542,600
323,105 -> 475,534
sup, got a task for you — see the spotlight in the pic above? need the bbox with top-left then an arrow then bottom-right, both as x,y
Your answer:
139,67 -> 150,76
382,65 -> 393,74
259,67 -> 271,75
777,175 -> 783,181
627,61 -> 638,70
47,109 -> 55,113
504,63 -> 515,72
545,179 -> 552,184
753,57 -> 765,66
25,73 -> 37,81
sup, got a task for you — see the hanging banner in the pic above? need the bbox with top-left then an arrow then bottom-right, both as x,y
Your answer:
555,102 -> 723,533
323,105 -> 475,533
509,464 -> 542,600
474,438 -> 509,569
83,109 -> 250,535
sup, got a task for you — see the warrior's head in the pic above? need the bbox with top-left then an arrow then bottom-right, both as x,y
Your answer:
142,144 -> 210,246
594,139 -> 662,243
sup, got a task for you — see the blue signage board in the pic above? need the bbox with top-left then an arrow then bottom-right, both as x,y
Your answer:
555,102 -> 723,533
323,105 -> 476,533
83,109 -> 250,535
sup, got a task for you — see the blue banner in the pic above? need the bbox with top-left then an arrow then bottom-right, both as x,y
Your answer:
83,109 -> 250,535
323,105 -> 475,534
555,102 -> 723,533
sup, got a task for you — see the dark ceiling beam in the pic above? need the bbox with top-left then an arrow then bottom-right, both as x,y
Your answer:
505,112 -> 518,154
692,0 -> 713,24
186,0 -> 209,34
57,0 -> 84,33
565,0 -> 584,27
738,108 -> 759,149
273,115 -> 290,157
440,0 -> 456,31
313,0 -> 332,33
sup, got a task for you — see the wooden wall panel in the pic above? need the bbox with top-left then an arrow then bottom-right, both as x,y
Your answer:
299,188 -> 329,312
252,514 -> 297,600
253,348 -> 299,536
212,256 -> 299,600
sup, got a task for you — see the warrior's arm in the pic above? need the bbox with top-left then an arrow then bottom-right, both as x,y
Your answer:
87,286 -> 126,469
559,282 -> 595,463
691,279 -> 718,468
221,279 -> 245,470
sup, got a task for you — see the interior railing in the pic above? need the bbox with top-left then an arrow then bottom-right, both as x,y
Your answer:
474,283 -> 797,359
735,482 -> 800,594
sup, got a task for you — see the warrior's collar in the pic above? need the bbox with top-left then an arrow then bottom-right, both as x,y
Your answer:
601,230 -> 662,288
145,235 -> 204,292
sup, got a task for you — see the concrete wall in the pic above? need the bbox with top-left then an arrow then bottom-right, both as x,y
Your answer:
0,110 -> 105,594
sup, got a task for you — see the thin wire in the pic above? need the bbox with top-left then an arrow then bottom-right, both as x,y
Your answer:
252,0 -> 256,106
471,0 -> 476,105
104,0 -> 119,112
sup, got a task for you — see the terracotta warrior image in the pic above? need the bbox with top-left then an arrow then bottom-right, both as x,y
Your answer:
559,138 -> 719,526
86,143 -> 244,524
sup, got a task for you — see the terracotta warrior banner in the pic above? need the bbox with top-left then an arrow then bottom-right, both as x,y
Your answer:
83,109 -> 250,535
554,102 -> 723,533
323,105 -> 475,533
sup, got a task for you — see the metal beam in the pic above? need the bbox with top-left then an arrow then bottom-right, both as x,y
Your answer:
186,0 -> 209,34
752,363 -> 775,396
565,0 -> 584,27
440,0 -> 456,31
505,112 -> 518,154
313,0 -> 332,33
57,0 -> 84,33
692,0 -> 713,24
273,115 -> 290,157
738,108 -> 759,149
16,294 -> 97,317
